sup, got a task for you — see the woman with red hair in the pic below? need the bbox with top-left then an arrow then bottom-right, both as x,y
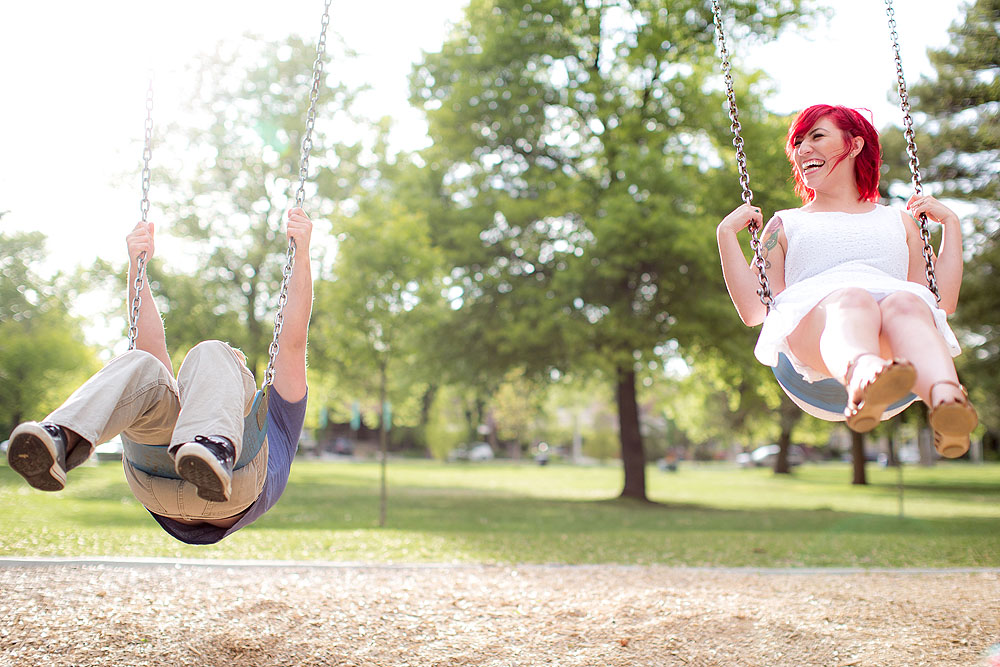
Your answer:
717,104 -> 977,456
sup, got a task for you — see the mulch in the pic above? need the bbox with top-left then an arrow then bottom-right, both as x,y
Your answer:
1,563 -> 998,666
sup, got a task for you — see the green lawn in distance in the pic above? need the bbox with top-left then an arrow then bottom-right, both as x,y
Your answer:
1,460 -> 997,568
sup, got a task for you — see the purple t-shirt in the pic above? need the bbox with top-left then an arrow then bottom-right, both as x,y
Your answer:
151,388 -> 307,545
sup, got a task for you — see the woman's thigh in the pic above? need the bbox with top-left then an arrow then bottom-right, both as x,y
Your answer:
785,288 -> 883,377
786,304 -> 832,377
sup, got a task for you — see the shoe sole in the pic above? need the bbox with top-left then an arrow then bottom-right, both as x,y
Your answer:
930,402 -> 978,459
7,426 -> 66,492
845,362 -> 917,433
174,444 -> 232,502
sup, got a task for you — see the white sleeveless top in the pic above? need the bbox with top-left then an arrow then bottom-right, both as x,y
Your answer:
754,204 -> 960,381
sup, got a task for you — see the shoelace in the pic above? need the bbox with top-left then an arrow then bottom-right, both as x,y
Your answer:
192,435 -> 234,461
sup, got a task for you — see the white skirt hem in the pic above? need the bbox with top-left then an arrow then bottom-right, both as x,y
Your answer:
754,272 -> 961,382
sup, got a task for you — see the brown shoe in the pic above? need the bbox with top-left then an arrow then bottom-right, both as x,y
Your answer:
843,355 -> 917,433
928,381 -> 978,459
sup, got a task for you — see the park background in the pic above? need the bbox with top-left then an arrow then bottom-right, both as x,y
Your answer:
1,0 -> 998,567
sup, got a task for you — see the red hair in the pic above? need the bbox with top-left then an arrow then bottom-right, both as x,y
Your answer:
785,104 -> 882,203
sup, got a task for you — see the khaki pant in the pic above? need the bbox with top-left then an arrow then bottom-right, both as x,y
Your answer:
49,340 -> 267,521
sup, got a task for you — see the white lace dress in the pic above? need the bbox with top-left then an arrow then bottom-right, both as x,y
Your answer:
754,204 -> 961,381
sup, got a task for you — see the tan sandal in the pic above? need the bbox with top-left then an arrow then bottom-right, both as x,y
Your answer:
928,381 -> 978,459
843,355 -> 917,433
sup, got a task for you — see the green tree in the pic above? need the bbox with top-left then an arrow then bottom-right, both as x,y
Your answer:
0,231 -> 99,435
411,0 -> 814,500
310,138 -> 446,524
426,386 -> 471,460
311,128 -> 446,414
883,0 -> 1000,438
491,367 -> 543,456
153,35 -> 358,375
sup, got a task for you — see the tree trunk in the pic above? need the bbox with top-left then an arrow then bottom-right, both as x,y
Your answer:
885,416 -> 899,467
419,384 -> 437,428
851,430 -> 867,485
616,365 -> 647,501
773,396 -> 801,474
486,409 -> 499,453
775,430 -> 791,474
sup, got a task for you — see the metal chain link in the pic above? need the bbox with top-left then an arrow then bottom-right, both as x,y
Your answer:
711,0 -> 773,309
885,0 -> 940,302
128,81 -> 155,351
294,0 -> 332,211
263,0 -> 332,388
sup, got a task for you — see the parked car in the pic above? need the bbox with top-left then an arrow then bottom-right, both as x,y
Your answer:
332,437 -> 355,456
737,444 -> 805,468
448,442 -> 495,462
0,439 -> 8,456
94,438 -> 124,462
468,442 -> 494,461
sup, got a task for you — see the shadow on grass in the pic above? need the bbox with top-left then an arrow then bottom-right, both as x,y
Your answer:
5,465 -> 995,544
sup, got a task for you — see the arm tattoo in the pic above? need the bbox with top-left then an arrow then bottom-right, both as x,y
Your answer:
760,245 -> 771,270
763,218 -> 783,251
760,218 -> 782,270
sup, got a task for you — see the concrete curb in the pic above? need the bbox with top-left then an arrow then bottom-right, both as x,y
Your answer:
1,556 -> 998,574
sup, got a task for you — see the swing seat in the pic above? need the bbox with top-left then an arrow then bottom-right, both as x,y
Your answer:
772,353 -> 917,422
122,388 -> 270,479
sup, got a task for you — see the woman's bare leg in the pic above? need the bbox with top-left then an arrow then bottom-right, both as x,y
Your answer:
877,292 -> 963,406
786,288 -> 886,403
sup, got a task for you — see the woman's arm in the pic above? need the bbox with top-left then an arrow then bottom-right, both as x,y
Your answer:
270,208 -> 313,403
903,195 -> 963,314
126,221 -> 172,373
717,203 -> 787,327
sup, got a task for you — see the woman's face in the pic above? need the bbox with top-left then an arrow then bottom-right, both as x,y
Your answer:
791,116 -> 854,190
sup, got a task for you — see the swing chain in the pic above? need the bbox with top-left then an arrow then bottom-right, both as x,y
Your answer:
128,81 -> 155,352
710,0 -> 772,309
294,0 -> 332,211
263,0 -> 332,388
885,0 -> 940,302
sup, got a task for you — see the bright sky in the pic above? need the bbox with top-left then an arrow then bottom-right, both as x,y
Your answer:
0,0 -> 964,346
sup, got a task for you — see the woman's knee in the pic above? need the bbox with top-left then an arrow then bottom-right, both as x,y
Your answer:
880,292 -> 932,321
825,287 -> 879,313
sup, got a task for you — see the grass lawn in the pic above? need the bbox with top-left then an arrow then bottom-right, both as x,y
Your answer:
1,459 -> 998,568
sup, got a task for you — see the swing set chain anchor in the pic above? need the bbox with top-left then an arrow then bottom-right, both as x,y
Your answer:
128,81 -> 155,351
263,0 -> 332,388
711,0 -> 772,310
885,0 -> 940,302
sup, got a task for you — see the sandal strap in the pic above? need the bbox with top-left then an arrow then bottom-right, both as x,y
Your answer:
928,380 -> 969,405
844,353 -> 882,386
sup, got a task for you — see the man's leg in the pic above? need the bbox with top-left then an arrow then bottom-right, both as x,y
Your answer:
7,350 -> 178,491
168,341 -> 256,502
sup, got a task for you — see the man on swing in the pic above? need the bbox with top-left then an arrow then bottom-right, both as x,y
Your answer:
6,208 -> 312,544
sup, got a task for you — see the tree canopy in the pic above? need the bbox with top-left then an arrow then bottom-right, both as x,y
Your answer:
410,0 -> 816,497
0,230 -> 98,435
883,0 -> 1000,438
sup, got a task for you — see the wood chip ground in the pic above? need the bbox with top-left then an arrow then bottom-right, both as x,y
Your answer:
1,564 -> 998,666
